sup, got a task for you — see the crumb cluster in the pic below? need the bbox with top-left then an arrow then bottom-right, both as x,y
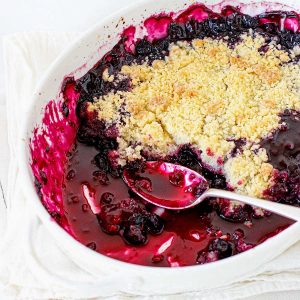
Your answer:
88,32 -> 300,197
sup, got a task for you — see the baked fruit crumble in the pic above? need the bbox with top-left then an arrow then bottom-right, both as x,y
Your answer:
88,34 -> 299,198
32,4 -> 300,267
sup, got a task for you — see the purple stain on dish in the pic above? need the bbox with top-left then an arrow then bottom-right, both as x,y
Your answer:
30,78 -> 79,232
122,26 -> 136,53
144,15 -> 173,41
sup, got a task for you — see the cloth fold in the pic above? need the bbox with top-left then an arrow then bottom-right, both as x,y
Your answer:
2,32 -> 300,299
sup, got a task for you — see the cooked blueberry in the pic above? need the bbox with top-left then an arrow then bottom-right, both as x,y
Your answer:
75,100 -> 89,120
96,138 -> 118,151
100,192 -> 115,205
218,201 -> 249,223
261,22 -> 278,34
212,177 -> 227,189
225,13 -> 256,32
183,21 -> 197,38
197,251 -> 219,264
123,53 -> 135,65
241,15 -> 258,28
77,118 -> 106,145
201,168 -> 227,189
168,23 -> 187,40
279,32 -> 300,49
232,228 -> 245,240
176,145 -> 202,171
94,154 -> 109,172
209,238 -> 233,258
204,19 -> 226,36
76,72 -> 98,95
135,39 -> 153,55
193,181 -> 209,196
180,20 -> 204,38
128,213 -> 146,226
119,197 -> 141,211
109,166 -> 123,178
215,19 -> 227,33
153,39 -> 170,52
66,169 -> 76,180
77,126 -> 93,144
125,160 -> 146,172
145,214 -> 164,234
123,225 -> 147,245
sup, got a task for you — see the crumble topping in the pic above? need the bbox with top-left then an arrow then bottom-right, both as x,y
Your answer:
88,32 -> 300,197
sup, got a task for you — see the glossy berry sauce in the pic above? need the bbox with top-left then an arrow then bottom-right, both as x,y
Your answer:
63,143 -> 294,267
30,3 -> 300,267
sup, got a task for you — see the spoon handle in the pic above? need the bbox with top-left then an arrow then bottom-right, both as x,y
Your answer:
205,189 -> 300,221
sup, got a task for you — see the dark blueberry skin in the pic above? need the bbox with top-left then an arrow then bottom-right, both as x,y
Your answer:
123,225 -> 148,245
97,189 -> 164,245
209,238 -> 233,258
217,200 -> 251,223
168,145 -> 227,189
145,214 -> 164,234
135,39 -> 153,56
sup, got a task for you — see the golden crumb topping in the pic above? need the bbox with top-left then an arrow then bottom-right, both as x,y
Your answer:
88,32 -> 300,197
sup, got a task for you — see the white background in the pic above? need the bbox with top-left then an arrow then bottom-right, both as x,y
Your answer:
1,0 -> 300,299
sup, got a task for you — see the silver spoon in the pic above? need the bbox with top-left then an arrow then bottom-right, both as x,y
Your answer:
123,161 -> 300,221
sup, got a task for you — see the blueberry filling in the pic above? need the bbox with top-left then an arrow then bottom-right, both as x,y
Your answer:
261,110 -> 300,205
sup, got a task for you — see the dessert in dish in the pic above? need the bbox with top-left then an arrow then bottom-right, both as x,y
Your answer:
31,4 -> 300,267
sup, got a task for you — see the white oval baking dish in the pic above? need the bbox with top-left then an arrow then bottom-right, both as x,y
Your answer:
19,0 -> 300,295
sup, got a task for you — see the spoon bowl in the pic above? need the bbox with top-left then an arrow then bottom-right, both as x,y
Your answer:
123,161 -> 209,209
123,161 -> 300,221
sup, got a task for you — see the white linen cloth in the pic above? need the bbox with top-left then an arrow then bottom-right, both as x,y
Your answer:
2,32 -> 300,300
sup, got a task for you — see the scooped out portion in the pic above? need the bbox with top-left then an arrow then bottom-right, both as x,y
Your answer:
63,142 -> 294,266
